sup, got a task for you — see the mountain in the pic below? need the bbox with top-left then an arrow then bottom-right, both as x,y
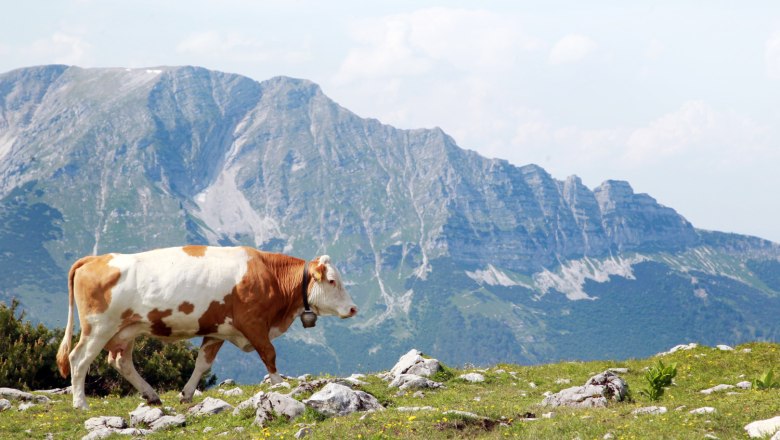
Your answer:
1,65 -> 779,381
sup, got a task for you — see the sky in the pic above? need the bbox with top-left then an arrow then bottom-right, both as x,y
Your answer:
1,1 -> 779,243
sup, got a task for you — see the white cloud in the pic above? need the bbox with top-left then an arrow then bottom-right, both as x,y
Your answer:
28,32 -> 92,65
334,8 -> 541,83
548,34 -> 597,65
765,31 -> 780,80
177,31 -> 311,64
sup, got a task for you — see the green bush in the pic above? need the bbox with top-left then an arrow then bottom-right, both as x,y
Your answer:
0,299 -> 216,395
639,360 -> 677,401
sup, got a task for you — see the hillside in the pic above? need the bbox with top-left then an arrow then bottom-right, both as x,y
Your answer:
1,65 -> 779,381
1,342 -> 779,439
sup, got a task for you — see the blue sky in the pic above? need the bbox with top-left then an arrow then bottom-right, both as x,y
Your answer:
2,1 -> 779,242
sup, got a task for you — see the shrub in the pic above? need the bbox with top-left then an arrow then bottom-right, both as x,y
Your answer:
0,298 -> 216,395
639,360 -> 677,401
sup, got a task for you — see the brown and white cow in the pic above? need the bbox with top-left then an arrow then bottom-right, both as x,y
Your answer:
56,245 -> 357,409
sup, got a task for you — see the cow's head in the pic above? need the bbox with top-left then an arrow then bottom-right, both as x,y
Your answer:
308,255 -> 357,319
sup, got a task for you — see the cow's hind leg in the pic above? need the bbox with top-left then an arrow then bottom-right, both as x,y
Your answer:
180,337 -> 224,403
69,331 -> 114,409
106,328 -> 161,405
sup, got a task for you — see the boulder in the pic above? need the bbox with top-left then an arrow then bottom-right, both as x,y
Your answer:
18,402 -> 35,411
736,381 -> 752,390
149,414 -> 186,431
219,387 -> 244,396
389,374 -> 444,390
745,416 -> 780,438
541,371 -> 628,408
84,416 -> 127,431
389,349 -> 442,378
188,397 -> 234,416
290,379 -> 332,398
234,391 -> 305,426
459,373 -> 486,383
716,344 -> 734,351
0,387 -> 50,403
304,383 -> 384,416
295,427 -> 313,439
690,407 -> 716,415
0,399 -> 11,412
130,404 -> 164,426
82,427 -> 150,440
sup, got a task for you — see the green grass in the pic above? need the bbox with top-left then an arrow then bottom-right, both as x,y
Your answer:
2,342 -> 780,439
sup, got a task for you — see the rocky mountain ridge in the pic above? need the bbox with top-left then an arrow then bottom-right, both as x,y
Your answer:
1,65 -> 779,379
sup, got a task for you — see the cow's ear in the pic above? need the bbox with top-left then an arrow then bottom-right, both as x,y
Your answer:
311,262 -> 326,282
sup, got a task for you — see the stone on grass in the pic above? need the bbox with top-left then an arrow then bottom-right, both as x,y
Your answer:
82,427 -> 150,440
745,416 -> 780,438
219,387 -> 244,396
85,416 -> 127,431
219,379 -> 235,386
389,349 -> 442,378
389,374 -> 443,390
290,379 -> 332,398
0,399 -> 11,412
188,397 -> 233,416
736,381 -> 752,390
716,344 -> 734,351
342,374 -> 369,386
303,383 -> 384,417
632,406 -> 667,415
130,404 -> 164,426
541,371 -> 628,408
700,384 -> 735,395
18,402 -> 35,411
0,387 -> 50,403
150,414 -> 186,431
608,368 -> 629,374
270,382 -> 291,390
459,373 -> 485,383
35,387 -> 71,395
234,391 -> 305,426
690,407 -> 716,415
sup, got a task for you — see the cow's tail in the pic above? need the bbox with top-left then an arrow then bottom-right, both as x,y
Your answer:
57,256 -> 92,378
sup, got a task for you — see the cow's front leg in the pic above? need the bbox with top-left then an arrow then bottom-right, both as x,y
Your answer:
247,333 -> 283,384
180,337 -> 224,403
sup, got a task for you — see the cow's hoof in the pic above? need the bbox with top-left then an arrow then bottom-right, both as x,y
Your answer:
178,394 -> 192,404
146,397 -> 163,406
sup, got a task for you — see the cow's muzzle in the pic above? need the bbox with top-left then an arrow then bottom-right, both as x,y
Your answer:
340,306 -> 358,319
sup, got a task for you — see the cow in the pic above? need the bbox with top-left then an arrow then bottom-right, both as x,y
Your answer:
56,245 -> 358,409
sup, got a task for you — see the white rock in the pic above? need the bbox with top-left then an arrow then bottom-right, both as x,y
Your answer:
18,402 -> 34,411
632,406 -> 667,415
657,343 -> 698,356
745,416 -> 780,438
203,427 -> 214,433
736,381 -> 752,390
130,404 -> 164,426
542,412 -> 555,418
0,388 -> 50,403
690,407 -> 717,415
188,397 -> 233,416
149,414 -> 186,431
219,387 -> 245,396
555,378 -> 571,385
608,368 -> 629,374
389,349 -> 441,378
716,344 -> 734,351
528,382 -> 537,388
298,374 -> 311,381
460,373 -> 485,383
442,410 -> 484,420
304,383 -> 384,417
219,379 -> 235,386
0,399 -> 10,412
84,416 -> 127,431
700,384 -> 735,394
389,374 -> 443,390
742,348 -> 753,353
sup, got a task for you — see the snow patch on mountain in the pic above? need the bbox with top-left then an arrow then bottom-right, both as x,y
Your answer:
466,265 -> 530,288
533,255 -> 647,300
